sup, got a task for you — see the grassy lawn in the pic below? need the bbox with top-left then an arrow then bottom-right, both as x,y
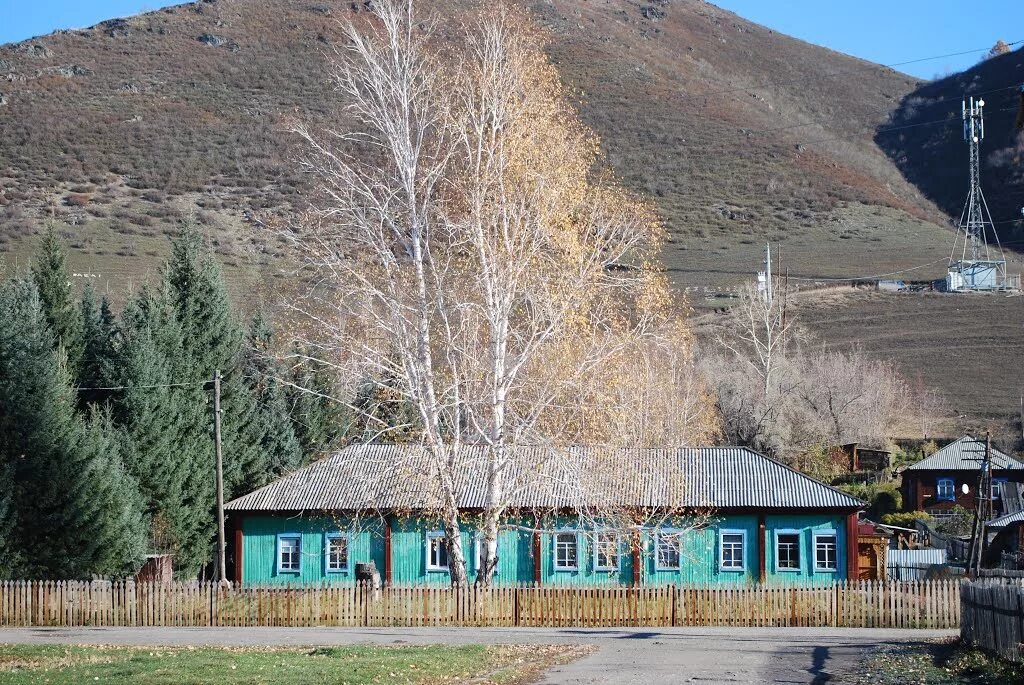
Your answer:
851,638 -> 1024,685
0,644 -> 589,685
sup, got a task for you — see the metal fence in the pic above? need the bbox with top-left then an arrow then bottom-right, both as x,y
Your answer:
0,579 -> 962,629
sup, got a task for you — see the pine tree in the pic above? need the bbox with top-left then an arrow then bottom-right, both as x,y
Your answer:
109,284 -> 214,577
31,225 -> 84,375
78,285 -> 117,407
0,278 -> 146,578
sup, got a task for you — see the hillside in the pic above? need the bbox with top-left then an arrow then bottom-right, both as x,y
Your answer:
0,0 -> 960,297
878,47 -> 1024,249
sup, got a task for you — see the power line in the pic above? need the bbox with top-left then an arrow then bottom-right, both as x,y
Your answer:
73,381 -> 208,392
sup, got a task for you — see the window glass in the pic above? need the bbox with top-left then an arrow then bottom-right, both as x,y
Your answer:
279,536 -> 300,572
594,532 -> 619,570
327,535 -> 349,572
720,532 -> 744,570
554,532 -> 578,570
776,533 -> 800,570
815,534 -> 838,571
937,478 -> 955,501
427,534 -> 449,570
656,532 -> 681,569
993,478 -> 1008,500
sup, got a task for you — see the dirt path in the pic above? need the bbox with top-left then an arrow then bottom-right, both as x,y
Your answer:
0,626 -> 954,684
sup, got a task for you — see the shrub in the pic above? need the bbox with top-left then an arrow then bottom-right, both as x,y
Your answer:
65,193 -> 91,207
881,511 -> 933,528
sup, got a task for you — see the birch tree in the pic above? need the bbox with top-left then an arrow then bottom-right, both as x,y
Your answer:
286,0 -> 701,586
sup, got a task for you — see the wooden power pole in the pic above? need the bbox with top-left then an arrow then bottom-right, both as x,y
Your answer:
213,370 -> 228,585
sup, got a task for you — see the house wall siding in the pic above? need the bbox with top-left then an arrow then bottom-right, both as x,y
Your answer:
238,512 -> 851,586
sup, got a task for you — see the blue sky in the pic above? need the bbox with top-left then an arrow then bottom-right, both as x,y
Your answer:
713,0 -> 1023,79
0,1 -> 1021,79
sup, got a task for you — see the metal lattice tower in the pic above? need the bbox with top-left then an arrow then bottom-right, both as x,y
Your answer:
951,97 -> 1001,264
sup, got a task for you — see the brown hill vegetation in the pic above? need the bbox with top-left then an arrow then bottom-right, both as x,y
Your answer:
0,0 -> 956,294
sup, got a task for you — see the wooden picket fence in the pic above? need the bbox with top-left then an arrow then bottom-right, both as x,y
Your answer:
961,579 -> 1024,662
0,579 -> 961,629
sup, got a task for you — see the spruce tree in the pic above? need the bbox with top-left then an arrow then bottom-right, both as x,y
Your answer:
286,345 -> 348,459
243,314 -> 302,486
78,285 -> 117,407
0,278 -> 146,578
109,284 -> 214,577
31,225 -> 83,375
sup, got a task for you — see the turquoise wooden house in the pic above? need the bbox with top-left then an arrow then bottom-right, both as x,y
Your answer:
225,445 -> 864,587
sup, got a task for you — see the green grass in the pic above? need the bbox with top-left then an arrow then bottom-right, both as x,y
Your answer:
851,638 -> 1024,685
0,644 -> 586,685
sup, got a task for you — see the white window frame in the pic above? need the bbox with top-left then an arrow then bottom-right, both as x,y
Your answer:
552,530 -> 580,572
774,529 -> 802,573
276,533 -> 302,575
592,530 -> 620,572
473,533 -> 499,574
993,478 -> 1008,500
719,529 -> 746,572
936,477 -> 955,501
813,530 -> 838,572
654,529 -> 682,571
324,532 -> 351,574
425,531 -> 449,572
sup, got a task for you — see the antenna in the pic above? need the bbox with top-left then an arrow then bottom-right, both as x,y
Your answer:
946,96 -> 1013,291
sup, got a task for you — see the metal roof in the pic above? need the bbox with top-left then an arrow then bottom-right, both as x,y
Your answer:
988,510 -> 1024,529
905,436 -> 1023,471
226,444 -> 864,513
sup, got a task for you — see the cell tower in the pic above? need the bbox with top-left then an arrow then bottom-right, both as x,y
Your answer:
946,96 -> 1011,291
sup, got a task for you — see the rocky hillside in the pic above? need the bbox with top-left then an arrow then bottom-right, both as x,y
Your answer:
0,0 -> 966,296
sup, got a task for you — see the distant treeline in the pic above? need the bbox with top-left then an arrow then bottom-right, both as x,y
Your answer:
0,223 -> 345,579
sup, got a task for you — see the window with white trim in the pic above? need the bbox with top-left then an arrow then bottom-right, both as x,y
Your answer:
277,534 -> 301,574
426,531 -> 449,572
325,533 -> 350,573
719,530 -> 745,571
593,531 -> 619,571
814,532 -> 838,571
553,531 -> 578,571
936,477 -> 955,501
655,531 -> 681,570
993,478 -> 1008,500
776,531 -> 801,571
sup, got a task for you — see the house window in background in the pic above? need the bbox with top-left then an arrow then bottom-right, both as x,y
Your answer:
814,532 -> 838,571
325,533 -> 349,573
719,530 -> 745,571
553,531 -> 578,571
474,534 -> 499,574
277,534 -> 301,574
936,477 -> 955,501
426,531 -> 449,572
655,531 -> 681,570
593,531 -> 620,571
776,531 -> 801,571
993,478 -> 1008,500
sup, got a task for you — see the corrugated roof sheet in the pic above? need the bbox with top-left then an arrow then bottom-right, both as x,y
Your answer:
226,445 -> 864,513
988,510 -> 1024,529
906,436 -> 1023,471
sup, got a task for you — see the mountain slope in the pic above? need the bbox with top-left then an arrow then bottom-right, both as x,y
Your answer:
0,0 -> 959,294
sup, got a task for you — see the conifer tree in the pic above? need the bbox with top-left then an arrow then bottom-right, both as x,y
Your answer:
243,314 -> 302,485
31,225 -> 83,374
0,278 -> 146,578
286,346 -> 347,459
78,285 -> 117,407
109,284 -> 213,577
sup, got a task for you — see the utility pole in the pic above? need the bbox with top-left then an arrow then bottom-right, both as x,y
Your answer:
213,369 -> 228,586
967,432 -> 993,576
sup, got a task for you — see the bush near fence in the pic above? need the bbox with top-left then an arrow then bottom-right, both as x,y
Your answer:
0,580 -> 961,629
961,579 -> 1024,662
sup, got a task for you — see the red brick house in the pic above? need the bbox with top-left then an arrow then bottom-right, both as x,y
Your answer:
901,436 -> 1024,519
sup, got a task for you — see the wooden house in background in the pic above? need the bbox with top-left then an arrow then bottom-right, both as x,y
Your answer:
225,444 -> 865,587
900,436 -> 1024,519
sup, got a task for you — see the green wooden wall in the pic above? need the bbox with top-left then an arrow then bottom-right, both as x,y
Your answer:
238,512 -> 850,586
